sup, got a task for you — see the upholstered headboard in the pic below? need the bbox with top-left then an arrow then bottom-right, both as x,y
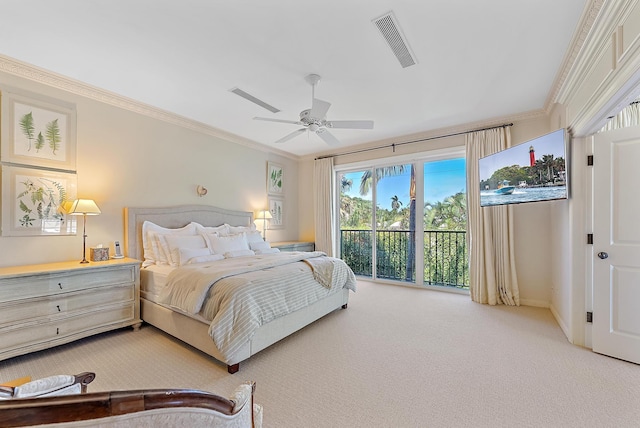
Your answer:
124,205 -> 253,260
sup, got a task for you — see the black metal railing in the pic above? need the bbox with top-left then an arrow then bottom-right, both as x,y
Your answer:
340,229 -> 469,289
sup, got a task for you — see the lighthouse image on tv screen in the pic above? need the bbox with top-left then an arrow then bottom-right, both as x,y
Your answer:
479,128 -> 568,207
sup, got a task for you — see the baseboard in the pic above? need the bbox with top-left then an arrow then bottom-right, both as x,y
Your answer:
519,298 -> 549,308
549,303 -> 572,343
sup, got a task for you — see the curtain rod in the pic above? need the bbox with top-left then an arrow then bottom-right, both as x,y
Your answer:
314,122 -> 513,160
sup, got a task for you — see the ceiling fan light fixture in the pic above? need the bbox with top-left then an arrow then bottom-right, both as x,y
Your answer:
309,123 -> 320,132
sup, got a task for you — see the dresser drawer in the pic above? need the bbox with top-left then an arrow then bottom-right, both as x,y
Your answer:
0,284 -> 134,328
0,265 -> 135,303
0,303 -> 135,351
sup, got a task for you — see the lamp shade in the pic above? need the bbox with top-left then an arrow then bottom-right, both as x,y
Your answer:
257,210 -> 272,220
67,199 -> 101,215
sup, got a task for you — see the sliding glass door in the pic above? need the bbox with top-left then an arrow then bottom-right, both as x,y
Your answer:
338,170 -> 373,277
374,164 -> 415,282
338,163 -> 416,283
337,152 -> 468,290
423,158 -> 468,289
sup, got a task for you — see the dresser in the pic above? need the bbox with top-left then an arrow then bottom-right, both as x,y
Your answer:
0,258 -> 141,362
271,241 -> 315,252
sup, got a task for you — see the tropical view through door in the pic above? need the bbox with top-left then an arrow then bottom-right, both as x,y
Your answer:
338,158 -> 468,289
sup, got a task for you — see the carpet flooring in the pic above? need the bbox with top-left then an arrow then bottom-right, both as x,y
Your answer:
1,280 -> 639,427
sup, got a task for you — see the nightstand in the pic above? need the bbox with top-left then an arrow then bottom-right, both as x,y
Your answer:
0,257 -> 141,362
271,241 -> 315,252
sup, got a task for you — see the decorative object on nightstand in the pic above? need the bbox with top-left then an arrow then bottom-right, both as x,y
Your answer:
90,246 -> 109,262
67,199 -> 101,264
254,209 -> 272,240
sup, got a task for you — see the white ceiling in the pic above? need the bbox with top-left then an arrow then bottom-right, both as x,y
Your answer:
0,0 -> 588,158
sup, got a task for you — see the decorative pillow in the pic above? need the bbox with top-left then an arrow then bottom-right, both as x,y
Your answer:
187,253 -> 225,264
254,248 -> 280,255
178,247 -> 211,266
163,234 -> 207,266
245,231 -> 264,244
194,222 -> 229,236
225,223 -> 256,236
205,233 -> 250,255
249,241 -> 271,251
142,221 -> 197,267
224,249 -> 256,258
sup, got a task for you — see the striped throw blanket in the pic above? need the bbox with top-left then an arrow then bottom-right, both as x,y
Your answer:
159,252 -> 356,362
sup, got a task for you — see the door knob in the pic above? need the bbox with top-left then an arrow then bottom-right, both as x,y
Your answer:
597,252 -> 608,259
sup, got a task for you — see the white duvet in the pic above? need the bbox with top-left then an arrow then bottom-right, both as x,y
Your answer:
158,251 -> 356,362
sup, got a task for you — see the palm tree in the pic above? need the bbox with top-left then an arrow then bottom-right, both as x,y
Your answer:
391,195 -> 403,211
339,174 -> 355,223
340,175 -> 353,193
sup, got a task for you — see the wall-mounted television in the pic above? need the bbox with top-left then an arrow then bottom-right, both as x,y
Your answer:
479,128 -> 568,207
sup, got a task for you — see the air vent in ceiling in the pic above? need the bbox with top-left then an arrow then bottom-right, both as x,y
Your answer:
372,11 -> 417,68
229,87 -> 280,113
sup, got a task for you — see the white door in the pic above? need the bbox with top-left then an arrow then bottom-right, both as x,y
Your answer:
592,125 -> 640,364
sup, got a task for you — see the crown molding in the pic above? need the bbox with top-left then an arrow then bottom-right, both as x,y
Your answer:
302,109 -> 546,162
550,0 -> 612,106
0,54 -> 299,161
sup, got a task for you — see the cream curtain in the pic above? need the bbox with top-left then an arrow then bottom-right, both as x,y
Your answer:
599,101 -> 640,131
314,157 -> 335,256
465,127 -> 520,305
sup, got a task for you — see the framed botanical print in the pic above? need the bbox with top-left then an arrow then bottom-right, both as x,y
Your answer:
1,165 -> 77,236
268,196 -> 284,229
1,87 -> 77,171
267,162 -> 284,195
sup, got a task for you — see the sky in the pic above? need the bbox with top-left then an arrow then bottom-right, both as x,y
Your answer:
341,158 -> 466,210
479,129 -> 566,180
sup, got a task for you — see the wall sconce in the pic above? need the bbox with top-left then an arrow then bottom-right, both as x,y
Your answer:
196,185 -> 208,197
254,209 -> 272,240
67,199 -> 101,264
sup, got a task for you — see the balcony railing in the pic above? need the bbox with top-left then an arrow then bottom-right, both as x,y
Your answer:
340,229 -> 469,289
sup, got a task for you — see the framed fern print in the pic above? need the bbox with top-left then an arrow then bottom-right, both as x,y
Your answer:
1,165 -> 77,236
1,87 -> 77,171
267,162 -> 284,195
268,196 -> 284,229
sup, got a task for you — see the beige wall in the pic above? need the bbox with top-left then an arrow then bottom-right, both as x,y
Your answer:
0,71 -> 300,267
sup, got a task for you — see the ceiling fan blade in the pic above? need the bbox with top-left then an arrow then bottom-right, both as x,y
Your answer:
310,98 -> 331,119
316,128 -> 341,146
274,128 -> 306,144
326,120 -> 374,129
254,117 -> 302,125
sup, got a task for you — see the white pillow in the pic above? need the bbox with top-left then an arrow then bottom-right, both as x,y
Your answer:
254,247 -> 280,255
224,224 -> 256,236
249,241 -> 271,251
187,253 -> 225,264
205,233 -> 249,254
194,222 -> 229,236
245,231 -> 264,244
178,247 -> 211,265
141,221 -> 197,267
160,235 -> 207,266
224,249 -> 256,258
160,234 -> 206,266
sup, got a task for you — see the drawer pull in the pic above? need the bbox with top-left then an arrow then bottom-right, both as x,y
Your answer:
56,305 -> 61,312
58,283 -> 63,289
56,328 -> 59,335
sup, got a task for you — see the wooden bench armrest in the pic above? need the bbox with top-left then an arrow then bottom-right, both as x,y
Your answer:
0,382 -> 256,427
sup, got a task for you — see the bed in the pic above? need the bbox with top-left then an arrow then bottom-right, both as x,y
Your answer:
124,205 -> 356,373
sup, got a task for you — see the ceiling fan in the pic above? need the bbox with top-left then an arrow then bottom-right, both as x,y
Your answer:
254,74 -> 374,146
